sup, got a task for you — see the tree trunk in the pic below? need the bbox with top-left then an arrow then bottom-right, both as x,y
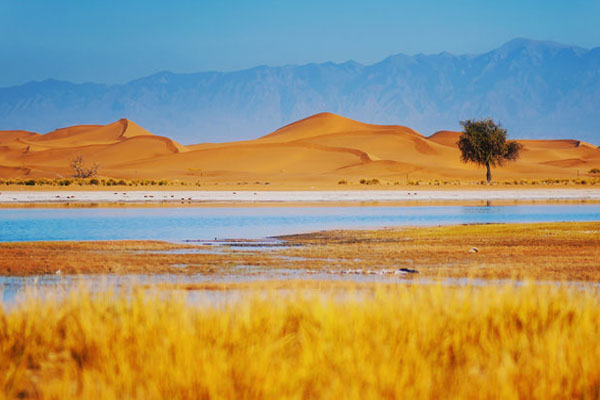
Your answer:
486,163 -> 492,183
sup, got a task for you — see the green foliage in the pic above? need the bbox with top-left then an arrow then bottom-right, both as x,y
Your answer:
458,118 -> 523,182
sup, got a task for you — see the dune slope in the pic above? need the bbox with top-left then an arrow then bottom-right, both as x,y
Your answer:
0,113 -> 598,182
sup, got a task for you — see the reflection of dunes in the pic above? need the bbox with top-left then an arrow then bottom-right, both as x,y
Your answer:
0,113 -> 599,181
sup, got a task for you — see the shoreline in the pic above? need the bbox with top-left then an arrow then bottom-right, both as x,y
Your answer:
1,189 -> 600,206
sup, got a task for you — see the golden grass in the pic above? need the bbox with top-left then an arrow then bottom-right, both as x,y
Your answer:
1,283 -> 600,399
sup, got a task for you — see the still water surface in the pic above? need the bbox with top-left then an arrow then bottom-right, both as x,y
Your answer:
0,204 -> 599,242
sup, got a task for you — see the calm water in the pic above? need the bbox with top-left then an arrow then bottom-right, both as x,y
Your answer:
0,204 -> 599,242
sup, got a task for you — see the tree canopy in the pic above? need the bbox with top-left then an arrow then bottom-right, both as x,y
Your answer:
457,119 -> 522,182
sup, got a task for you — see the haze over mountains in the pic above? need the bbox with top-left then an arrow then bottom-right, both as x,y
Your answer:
1,38 -> 599,144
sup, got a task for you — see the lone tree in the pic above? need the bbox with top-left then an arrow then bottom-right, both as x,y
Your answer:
71,155 -> 99,178
458,119 -> 522,183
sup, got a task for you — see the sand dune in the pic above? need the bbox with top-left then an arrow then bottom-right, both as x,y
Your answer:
0,130 -> 40,145
261,112 -> 422,143
0,113 -> 598,183
427,130 -> 461,147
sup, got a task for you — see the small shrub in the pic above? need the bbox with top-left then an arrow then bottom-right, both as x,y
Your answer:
338,180 -> 348,185
24,179 -> 36,186
590,168 -> 600,174
359,178 -> 380,185
89,178 -> 100,185
71,155 -> 99,178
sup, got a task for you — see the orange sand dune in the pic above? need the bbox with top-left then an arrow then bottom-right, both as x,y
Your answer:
0,119 -> 186,179
427,130 -> 461,147
261,112 -> 423,143
0,130 -> 40,145
23,119 -> 151,148
1,113 -> 599,183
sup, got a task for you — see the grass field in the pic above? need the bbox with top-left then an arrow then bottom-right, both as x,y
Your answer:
1,282 -> 600,399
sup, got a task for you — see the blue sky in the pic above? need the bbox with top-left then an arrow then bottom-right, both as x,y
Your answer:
1,0 -> 599,87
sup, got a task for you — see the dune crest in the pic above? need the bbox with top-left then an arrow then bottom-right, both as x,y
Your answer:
427,131 -> 461,147
260,112 -> 423,143
0,113 -> 599,182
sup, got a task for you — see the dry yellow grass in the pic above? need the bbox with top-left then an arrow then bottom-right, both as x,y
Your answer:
1,283 -> 600,399
279,222 -> 600,280
1,222 -> 599,280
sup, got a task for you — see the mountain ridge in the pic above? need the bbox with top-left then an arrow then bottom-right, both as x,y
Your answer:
1,38 -> 599,145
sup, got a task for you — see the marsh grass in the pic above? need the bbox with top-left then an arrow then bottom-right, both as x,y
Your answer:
1,222 -> 599,279
1,282 -> 600,399
278,222 -> 600,281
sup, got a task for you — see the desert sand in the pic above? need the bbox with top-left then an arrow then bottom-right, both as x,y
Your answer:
1,113 -> 599,184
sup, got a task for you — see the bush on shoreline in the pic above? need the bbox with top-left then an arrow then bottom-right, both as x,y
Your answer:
0,177 -> 599,187
0,178 -> 176,187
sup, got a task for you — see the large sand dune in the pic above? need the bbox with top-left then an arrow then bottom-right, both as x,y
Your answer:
1,113 -> 598,183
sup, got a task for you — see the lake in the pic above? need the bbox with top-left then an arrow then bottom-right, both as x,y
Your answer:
1,204 -> 599,242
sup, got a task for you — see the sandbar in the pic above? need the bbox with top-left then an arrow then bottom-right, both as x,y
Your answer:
1,189 -> 600,206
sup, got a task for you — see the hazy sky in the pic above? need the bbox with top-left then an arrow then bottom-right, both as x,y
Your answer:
1,0 -> 599,87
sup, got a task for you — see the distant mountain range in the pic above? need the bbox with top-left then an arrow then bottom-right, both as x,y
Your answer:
1,38 -> 599,144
